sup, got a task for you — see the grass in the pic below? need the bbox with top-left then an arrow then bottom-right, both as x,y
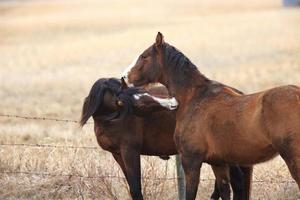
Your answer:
0,0 -> 300,199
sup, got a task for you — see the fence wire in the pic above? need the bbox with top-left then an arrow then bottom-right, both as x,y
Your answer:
0,143 -> 98,150
0,113 -> 297,199
0,142 -> 295,184
0,169 -> 294,184
0,170 -> 187,181
0,113 -> 92,124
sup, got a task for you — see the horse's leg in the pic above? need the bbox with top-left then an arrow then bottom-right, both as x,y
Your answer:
283,157 -> 300,188
112,153 -> 128,180
228,165 -> 243,200
180,154 -> 203,200
210,164 -> 252,200
228,165 -> 252,200
210,181 -> 220,200
120,149 -> 143,200
211,165 -> 230,200
277,143 -> 300,188
240,166 -> 253,200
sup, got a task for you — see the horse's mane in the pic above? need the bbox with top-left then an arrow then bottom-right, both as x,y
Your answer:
115,87 -> 144,121
80,78 -> 121,126
163,44 -> 245,98
164,44 -> 209,87
80,78 -> 145,126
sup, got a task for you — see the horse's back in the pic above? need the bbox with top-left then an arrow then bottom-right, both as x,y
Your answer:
262,85 -> 300,106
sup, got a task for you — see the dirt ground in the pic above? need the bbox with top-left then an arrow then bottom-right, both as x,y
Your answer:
0,0 -> 300,199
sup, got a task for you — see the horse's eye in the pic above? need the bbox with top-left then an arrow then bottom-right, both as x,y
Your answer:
141,55 -> 147,59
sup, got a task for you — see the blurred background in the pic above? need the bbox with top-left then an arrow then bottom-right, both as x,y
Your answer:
0,0 -> 299,199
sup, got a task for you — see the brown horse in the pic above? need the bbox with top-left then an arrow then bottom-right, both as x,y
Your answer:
80,78 -> 247,200
125,32 -> 300,199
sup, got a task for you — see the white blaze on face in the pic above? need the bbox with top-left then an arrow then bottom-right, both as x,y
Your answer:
133,93 -> 179,110
122,56 -> 139,87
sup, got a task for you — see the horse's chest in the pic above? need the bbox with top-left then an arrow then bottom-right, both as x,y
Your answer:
174,111 -> 207,154
98,136 -> 117,151
95,130 -> 119,152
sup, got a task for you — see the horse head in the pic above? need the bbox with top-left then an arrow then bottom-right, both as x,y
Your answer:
80,78 -> 123,126
123,32 -> 167,87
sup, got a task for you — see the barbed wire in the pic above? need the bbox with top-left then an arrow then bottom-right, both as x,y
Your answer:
0,113 -> 92,124
0,171 -> 184,181
0,170 -> 295,184
0,171 -> 127,180
0,143 -> 99,150
0,114 -> 95,149
0,142 -> 296,184
0,113 -> 297,185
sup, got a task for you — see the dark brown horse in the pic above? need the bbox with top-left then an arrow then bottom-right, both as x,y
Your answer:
125,32 -> 300,199
80,78 -> 247,200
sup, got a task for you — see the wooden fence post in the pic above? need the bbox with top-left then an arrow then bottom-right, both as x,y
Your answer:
176,155 -> 186,200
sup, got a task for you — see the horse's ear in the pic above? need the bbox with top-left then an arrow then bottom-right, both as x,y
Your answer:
155,32 -> 164,47
121,77 -> 128,90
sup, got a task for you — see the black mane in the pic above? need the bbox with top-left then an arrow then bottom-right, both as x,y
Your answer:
114,87 -> 144,121
163,44 -> 245,97
80,78 -> 120,126
164,43 -> 209,88
80,77 -> 144,126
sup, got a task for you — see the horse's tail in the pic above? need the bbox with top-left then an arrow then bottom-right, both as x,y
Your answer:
80,79 -> 107,127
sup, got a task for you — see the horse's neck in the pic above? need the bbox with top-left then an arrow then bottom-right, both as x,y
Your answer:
92,107 -> 117,123
162,66 -> 210,103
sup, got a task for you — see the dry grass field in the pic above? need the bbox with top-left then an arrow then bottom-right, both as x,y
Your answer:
0,0 -> 300,199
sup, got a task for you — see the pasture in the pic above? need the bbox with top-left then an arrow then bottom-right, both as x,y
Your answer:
0,0 -> 300,199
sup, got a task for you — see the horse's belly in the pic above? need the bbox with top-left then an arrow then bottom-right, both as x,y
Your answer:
140,141 -> 177,156
205,107 -> 277,165
235,146 -> 277,165
207,142 -> 278,165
